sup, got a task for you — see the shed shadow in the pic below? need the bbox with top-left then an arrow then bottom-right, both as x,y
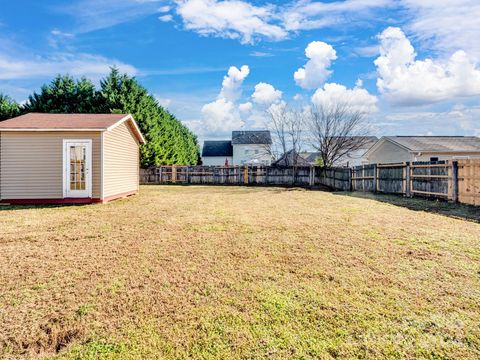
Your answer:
0,203 -> 96,211
334,191 -> 480,223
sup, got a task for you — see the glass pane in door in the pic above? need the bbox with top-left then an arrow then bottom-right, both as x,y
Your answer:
69,145 -> 86,191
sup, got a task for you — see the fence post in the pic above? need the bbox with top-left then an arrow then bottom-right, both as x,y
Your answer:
243,166 -> 249,185
172,165 -> 177,184
405,162 -> 411,197
361,165 -> 365,192
309,166 -> 315,187
348,167 -> 353,191
452,161 -> 458,203
373,164 -> 378,193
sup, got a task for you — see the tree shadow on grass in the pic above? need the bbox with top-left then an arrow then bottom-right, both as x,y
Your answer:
334,191 -> 480,223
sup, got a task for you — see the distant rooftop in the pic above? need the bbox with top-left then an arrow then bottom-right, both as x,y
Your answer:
231,130 -> 272,145
202,140 -> 233,157
273,150 -> 310,167
385,136 -> 480,152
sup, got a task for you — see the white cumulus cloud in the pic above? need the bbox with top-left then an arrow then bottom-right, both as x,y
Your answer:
294,41 -> 337,89
201,65 -> 250,133
311,82 -> 378,114
374,26 -> 480,105
251,82 -> 282,104
239,102 -> 253,112
201,98 -> 244,132
219,65 -> 250,102
175,0 -> 287,44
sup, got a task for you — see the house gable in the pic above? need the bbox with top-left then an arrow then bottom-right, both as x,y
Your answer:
366,138 -> 411,164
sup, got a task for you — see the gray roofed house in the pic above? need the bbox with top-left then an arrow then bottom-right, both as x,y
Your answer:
231,130 -> 272,145
202,140 -> 233,157
382,136 -> 480,152
201,130 -> 273,166
273,150 -> 311,167
366,136 -> 480,164
201,140 -> 233,166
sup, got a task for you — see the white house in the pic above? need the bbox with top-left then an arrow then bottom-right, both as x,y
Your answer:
201,140 -> 233,166
201,130 -> 272,166
231,130 -> 272,166
365,136 -> 480,164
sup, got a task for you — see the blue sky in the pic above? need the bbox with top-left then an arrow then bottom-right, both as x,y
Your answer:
1,0 -> 480,140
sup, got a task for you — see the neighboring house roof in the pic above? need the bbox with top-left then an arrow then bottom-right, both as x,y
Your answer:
231,130 -> 272,145
368,136 -> 480,155
355,136 -> 378,148
330,136 -> 378,149
202,140 -> 233,157
301,152 -> 322,163
0,113 -> 146,143
273,150 -> 310,166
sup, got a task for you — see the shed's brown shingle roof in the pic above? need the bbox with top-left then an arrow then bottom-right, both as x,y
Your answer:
0,113 -> 128,130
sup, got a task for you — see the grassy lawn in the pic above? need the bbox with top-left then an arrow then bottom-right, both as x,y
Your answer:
1,185 -> 480,359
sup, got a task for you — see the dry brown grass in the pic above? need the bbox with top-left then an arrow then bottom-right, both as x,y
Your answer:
1,185 -> 479,359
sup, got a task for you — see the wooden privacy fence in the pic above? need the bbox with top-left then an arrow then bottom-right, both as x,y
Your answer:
141,160 -> 480,206
141,165 -> 351,191
352,160 -> 480,205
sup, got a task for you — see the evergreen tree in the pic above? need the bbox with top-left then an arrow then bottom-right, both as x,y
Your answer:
5,69 -> 200,166
24,75 -> 98,113
0,94 -> 21,120
98,68 -> 199,166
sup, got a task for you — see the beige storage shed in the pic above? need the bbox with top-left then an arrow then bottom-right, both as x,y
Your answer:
0,113 -> 145,204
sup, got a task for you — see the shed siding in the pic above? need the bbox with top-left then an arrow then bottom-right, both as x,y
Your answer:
103,122 -> 139,198
0,131 -> 101,199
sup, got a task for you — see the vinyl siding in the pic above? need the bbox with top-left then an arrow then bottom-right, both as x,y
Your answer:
0,131 -> 101,199
366,140 -> 411,164
103,121 -> 140,198
202,156 -> 233,166
232,144 -> 271,165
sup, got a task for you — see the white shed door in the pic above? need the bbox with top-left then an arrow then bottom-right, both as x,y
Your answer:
63,140 -> 92,198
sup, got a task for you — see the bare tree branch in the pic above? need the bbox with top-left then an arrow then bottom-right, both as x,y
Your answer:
306,101 -> 371,167
266,104 -> 306,167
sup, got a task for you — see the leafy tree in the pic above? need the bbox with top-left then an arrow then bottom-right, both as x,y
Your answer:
24,75 -> 98,113
16,69 -> 199,166
0,94 -> 21,120
97,68 -> 199,166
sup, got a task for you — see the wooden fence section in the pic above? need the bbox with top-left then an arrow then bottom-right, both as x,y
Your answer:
458,160 -> 480,205
141,160 -> 480,206
141,165 -> 351,190
352,162 -> 452,198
